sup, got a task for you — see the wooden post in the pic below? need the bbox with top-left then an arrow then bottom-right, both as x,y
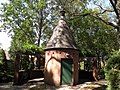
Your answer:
13,52 -> 20,85
36,53 -> 41,69
93,59 -> 98,81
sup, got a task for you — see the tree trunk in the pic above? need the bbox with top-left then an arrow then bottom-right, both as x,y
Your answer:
37,9 -> 43,46
109,0 -> 120,48
3,50 -> 7,71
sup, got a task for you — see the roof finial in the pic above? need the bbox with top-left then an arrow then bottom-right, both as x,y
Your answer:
60,10 -> 65,19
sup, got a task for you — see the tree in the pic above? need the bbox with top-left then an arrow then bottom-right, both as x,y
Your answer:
71,15 -> 117,55
1,0 -> 118,58
86,0 -> 120,48
0,0 -> 47,48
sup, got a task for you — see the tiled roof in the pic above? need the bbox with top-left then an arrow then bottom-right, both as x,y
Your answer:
45,12 -> 77,50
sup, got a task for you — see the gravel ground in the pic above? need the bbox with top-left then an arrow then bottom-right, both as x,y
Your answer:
0,79 -> 107,90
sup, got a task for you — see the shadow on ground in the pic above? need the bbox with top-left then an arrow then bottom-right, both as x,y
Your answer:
0,79 -> 107,90
0,70 -> 107,90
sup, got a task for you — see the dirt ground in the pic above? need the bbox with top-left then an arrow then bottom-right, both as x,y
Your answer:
0,78 -> 107,90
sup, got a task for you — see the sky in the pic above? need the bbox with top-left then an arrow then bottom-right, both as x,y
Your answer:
0,0 -> 11,50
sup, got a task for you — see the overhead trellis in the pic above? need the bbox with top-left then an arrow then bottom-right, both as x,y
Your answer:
17,44 -> 44,54
13,44 -> 44,85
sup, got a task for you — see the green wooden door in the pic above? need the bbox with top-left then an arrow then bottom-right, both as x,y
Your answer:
61,59 -> 73,84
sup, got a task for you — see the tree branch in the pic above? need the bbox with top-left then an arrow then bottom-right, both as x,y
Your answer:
94,3 -> 104,10
100,9 -> 114,14
94,3 -> 114,14
37,9 -> 43,46
109,0 -> 119,18
71,12 -> 118,29
90,14 -> 118,29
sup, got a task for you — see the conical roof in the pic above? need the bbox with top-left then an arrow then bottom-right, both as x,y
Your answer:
45,11 -> 77,50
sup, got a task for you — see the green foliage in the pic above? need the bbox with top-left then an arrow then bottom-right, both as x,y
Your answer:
0,48 -> 4,77
21,44 -> 44,54
0,48 -> 13,82
69,14 -> 118,56
104,50 -> 120,90
0,0 -> 48,60
0,0 -> 48,48
9,43 -> 44,61
0,48 -> 4,64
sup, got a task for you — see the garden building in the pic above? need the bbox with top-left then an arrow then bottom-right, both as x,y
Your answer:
44,11 -> 79,86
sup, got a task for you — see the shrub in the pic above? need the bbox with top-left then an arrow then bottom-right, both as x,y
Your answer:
104,50 -> 120,90
0,48 -> 14,82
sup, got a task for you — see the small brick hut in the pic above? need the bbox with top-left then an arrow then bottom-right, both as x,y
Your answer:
44,11 -> 79,86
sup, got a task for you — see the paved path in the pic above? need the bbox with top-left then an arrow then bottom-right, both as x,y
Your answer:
0,79 -> 107,90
